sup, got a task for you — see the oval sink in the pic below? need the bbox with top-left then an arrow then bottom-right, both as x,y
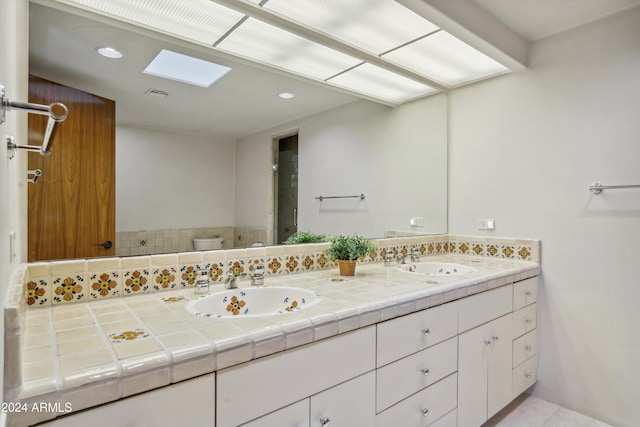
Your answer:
397,262 -> 477,276
185,286 -> 322,318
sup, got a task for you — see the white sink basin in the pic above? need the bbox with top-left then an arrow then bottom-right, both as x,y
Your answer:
397,262 -> 477,276
186,286 -> 322,318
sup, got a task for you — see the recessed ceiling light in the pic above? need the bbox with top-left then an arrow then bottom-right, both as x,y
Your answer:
143,49 -> 232,88
278,92 -> 295,99
97,47 -> 123,59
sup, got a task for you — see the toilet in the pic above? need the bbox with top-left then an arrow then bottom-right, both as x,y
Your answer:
193,237 -> 224,251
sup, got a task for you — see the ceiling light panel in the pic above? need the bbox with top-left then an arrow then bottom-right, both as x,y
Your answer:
327,63 -> 437,104
66,0 -> 247,45
143,49 -> 232,87
263,0 -> 439,55
383,31 -> 509,86
217,18 -> 362,81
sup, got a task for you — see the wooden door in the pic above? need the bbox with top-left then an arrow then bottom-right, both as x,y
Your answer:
27,75 -> 115,261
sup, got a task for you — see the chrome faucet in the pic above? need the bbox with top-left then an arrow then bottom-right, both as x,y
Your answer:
396,248 -> 421,264
224,270 -> 246,289
250,262 -> 265,286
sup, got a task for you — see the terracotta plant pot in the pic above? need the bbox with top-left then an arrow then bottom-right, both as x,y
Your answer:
338,260 -> 357,276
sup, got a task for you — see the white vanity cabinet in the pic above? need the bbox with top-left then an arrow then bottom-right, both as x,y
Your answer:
38,373 -> 215,427
457,285 -> 514,427
218,326 -> 376,427
511,277 -> 539,398
240,372 -> 375,427
375,301 -> 459,426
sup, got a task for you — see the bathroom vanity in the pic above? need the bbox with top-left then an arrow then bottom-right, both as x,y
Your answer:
4,236 -> 540,427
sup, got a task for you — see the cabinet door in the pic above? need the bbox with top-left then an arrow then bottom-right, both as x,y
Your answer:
310,372 -> 375,427
487,314 -> 513,419
458,314 -> 512,427
39,374 -> 215,427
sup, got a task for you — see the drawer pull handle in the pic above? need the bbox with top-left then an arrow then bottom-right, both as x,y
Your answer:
420,368 -> 430,376
492,335 -> 499,342
421,328 -> 430,336
525,345 -> 533,352
484,339 -> 492,347
421,408 -> 430,417
525,372 -> 532,379
525,290 -> 533,297
320,416 -> 331,426
525,318 -> 533,325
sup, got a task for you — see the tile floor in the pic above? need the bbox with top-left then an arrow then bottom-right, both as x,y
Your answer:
482,394 -> 614,427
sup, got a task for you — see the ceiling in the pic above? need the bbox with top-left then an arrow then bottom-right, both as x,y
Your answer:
474,0 -> 640,41
28,0 -> 640,139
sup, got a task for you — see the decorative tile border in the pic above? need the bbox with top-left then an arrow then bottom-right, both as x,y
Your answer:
18,235 -> 541,308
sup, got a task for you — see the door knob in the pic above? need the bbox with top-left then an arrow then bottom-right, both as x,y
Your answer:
100,240 -> 113,249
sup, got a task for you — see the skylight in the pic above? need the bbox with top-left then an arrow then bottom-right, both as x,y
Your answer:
143,49 -> 232,87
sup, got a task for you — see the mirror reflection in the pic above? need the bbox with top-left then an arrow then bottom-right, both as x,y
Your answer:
28,2 -> 447,258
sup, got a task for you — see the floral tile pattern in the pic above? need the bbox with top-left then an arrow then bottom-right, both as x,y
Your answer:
18,235 -> 541,308
267,257 -> 283,275
52,275 -> 85,304
123,270 -> 150,294
283,256 -> 300,273
226,295 -> 247,315
300,254 -> 315,272
153,267 -> 177,290
109,328 -> 150,343
227,260 -> 245,277
517,246 -> 533,261
315,253 -> 331,270
89,272 -> 119,299
209,263 -> 225,282
25,279 -> 49,307
501,245 -> 516,259
180,265 -> 198,287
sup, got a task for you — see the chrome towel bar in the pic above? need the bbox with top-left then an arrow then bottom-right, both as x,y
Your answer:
1,83 -> 68,158
589,182 -> 640,194
315,194 -> 365,201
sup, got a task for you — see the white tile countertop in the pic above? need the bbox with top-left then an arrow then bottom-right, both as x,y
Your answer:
11,254 -> 540,425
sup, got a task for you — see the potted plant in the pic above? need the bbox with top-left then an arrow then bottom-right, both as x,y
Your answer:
283,231 -> 328,245
325,234 -> 376,276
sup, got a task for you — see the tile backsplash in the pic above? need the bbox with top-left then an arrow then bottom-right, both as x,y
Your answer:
17,235 -> 540,310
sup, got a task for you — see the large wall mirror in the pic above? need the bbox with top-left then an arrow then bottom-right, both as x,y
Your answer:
28,0 -> 447,258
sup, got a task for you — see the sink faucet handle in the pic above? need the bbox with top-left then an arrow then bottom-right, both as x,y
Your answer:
411,247 -> 421,262
384,249 -> 395,266
250,262 -> 265,286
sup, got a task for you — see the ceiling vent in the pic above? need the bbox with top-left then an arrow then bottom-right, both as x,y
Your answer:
145,88 -> 169,98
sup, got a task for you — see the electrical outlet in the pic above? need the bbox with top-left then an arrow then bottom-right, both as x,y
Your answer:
410,217 -> 424,227
478,219 -> 495,230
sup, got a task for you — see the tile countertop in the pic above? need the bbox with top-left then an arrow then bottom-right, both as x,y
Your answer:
14,254 -> 540,425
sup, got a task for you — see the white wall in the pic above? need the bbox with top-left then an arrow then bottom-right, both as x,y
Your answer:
116,125 -> 236,231
448,7 -> 640,427
0,0 -> 28,416
235,95 -> 448,239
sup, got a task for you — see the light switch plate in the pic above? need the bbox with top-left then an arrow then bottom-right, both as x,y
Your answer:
478,219 -> 495,230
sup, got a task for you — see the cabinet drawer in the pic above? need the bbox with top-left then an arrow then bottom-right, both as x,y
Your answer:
376,337 -> 457,412
375,373 -> 457,427
458,285 -> 513,333
377,301 -> 457,367
240,400 -> 309,427
512,329 -> 538,368
217,326 -> 375,427
513,355 -> 538,397
310,372 -> 375,427
39,374 -> 215,427
512,303 -> 537,339
513,277 -> 538,311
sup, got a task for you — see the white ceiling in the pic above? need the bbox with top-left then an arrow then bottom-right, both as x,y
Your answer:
28,0 -> 640,139
474,0 -> 640,41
